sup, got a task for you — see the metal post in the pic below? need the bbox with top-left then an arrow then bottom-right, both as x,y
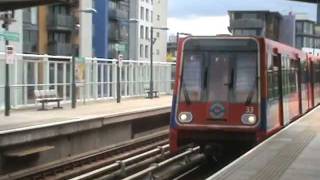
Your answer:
176,32 -> 179,51
4,13 -> 10,116
149,27 -> 154,99
117,51 -> 121,103
71,7 -> 77,109
317,3 -> 320,24
71,55 -> 76,108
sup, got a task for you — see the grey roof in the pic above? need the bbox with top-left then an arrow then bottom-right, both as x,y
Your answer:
0,0 -> 73,11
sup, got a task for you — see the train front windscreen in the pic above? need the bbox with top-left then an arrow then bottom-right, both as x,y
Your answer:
179,38 -> 259,107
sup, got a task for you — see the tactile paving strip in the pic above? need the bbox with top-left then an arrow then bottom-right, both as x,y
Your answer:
249,129 -> 316,180
211,120 -> 316,180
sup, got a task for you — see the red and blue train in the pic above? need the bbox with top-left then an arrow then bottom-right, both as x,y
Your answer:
170,36 -> 320,153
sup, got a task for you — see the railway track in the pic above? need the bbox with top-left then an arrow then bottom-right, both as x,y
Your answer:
1,129 -> 209,180
0,131 -> 169,180
70,146 -> 206,180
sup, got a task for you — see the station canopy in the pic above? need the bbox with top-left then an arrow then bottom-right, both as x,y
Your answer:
290,0 -> 319,3
0,0 -> 72,11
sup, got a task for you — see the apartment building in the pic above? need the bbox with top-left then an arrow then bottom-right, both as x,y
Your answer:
93,0 -> 130,59
228,10 -> 320,50
22,0 -> 93,57
228,11 -> 282,41
295,19 -> 320,49
129,0 -> 168,62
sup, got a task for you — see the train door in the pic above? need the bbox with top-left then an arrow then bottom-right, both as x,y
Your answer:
207,53 -> 231,120
267,52 -> 283,129
281,55 -> 291,125
310,61 -> 315,107
300,58 -> 309,113
314,61 -> 320,105
281,56 -> 300,124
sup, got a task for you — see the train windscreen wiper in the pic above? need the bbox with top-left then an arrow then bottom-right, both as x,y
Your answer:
182,82 -> 191,105
245,78 -> 257,106
224,68 -> 234,89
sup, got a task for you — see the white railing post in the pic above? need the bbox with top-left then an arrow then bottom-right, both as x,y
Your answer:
93,59 -> 98,100
23,60 -> 28,105
112,61 -> 117,99
129,63 -> 134,96
43,55 -> 50,90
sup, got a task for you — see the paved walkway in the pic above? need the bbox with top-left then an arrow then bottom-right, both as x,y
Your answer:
207,106 -> 320,180
0,96 -> 172,132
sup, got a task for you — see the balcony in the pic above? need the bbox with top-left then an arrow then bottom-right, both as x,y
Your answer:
23,10 -> 31,24
23,42 -> 38,54
229,18 -> 265,29
47,14 -> 73,31
109,31 -> 120,41
48,42 -> 73,56
107,48 -> 117,59
108,9 -> 128,20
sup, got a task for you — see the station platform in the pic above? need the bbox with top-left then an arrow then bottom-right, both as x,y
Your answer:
0,96 -> 172,174
207,106 -> 320,180
0,96 -> 171,132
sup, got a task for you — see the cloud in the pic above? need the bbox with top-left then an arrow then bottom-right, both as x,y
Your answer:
169,0 -> 316,20
168,15 -> 230,36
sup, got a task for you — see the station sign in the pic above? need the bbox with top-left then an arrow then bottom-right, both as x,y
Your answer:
118,54 -> 123,67
0,31 -> 20,42
5,45 -> 15,64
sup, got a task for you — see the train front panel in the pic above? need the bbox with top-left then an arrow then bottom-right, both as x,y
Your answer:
170,37 -> 262,152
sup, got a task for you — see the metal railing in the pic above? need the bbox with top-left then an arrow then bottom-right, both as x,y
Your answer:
0,53 -> 176,110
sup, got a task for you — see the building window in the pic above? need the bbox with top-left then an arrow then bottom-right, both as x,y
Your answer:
303,22 -> 314,35
145,45 -> 149,58
140,44 -> 143,57
157,15 -> 160,21
157,32 -> 160,38
296,36 -> 302,49
140,25 -> 144,39
296,22 -> 303,34
233,29 -> 259,36
146,8 -> 149,21
145,27 -> 149,40
151,11 -> 153,22
140,7 -> 144,20
156,49 -> 160,55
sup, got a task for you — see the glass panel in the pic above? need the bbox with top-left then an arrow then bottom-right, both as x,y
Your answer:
180,53 -> 203,102
179,38 -> 258,104
207,53 -> 230,102
233,53 -> 257,102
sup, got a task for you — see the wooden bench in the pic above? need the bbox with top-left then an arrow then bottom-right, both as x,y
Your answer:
145,89 -> 159,98
34,89 -> 63,110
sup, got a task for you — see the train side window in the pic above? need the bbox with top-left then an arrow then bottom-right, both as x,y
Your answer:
268,54 -> 280,101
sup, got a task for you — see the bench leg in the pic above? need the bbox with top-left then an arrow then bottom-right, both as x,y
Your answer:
54,101 -> 63,109
38,102 -> 47,111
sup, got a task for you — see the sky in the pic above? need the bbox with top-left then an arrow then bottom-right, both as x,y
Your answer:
167,0 -> 317,36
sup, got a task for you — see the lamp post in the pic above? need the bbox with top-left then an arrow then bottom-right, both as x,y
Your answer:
148,27 -> 169,99
2,11 -> 15,116
71,7 -> 97,109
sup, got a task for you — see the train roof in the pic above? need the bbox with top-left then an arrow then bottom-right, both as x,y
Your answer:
181,36 -> 320,61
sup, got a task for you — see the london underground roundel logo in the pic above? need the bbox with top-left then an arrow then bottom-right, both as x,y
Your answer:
210,102 -> 225,119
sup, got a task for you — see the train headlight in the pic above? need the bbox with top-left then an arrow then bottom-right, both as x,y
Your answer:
241,114 -> 257,125
178,112 -> 193,123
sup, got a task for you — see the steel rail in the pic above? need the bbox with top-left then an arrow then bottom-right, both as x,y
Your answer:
123,146 -> 201,180
70,145 -> 170,180
0,131 -> 168,180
